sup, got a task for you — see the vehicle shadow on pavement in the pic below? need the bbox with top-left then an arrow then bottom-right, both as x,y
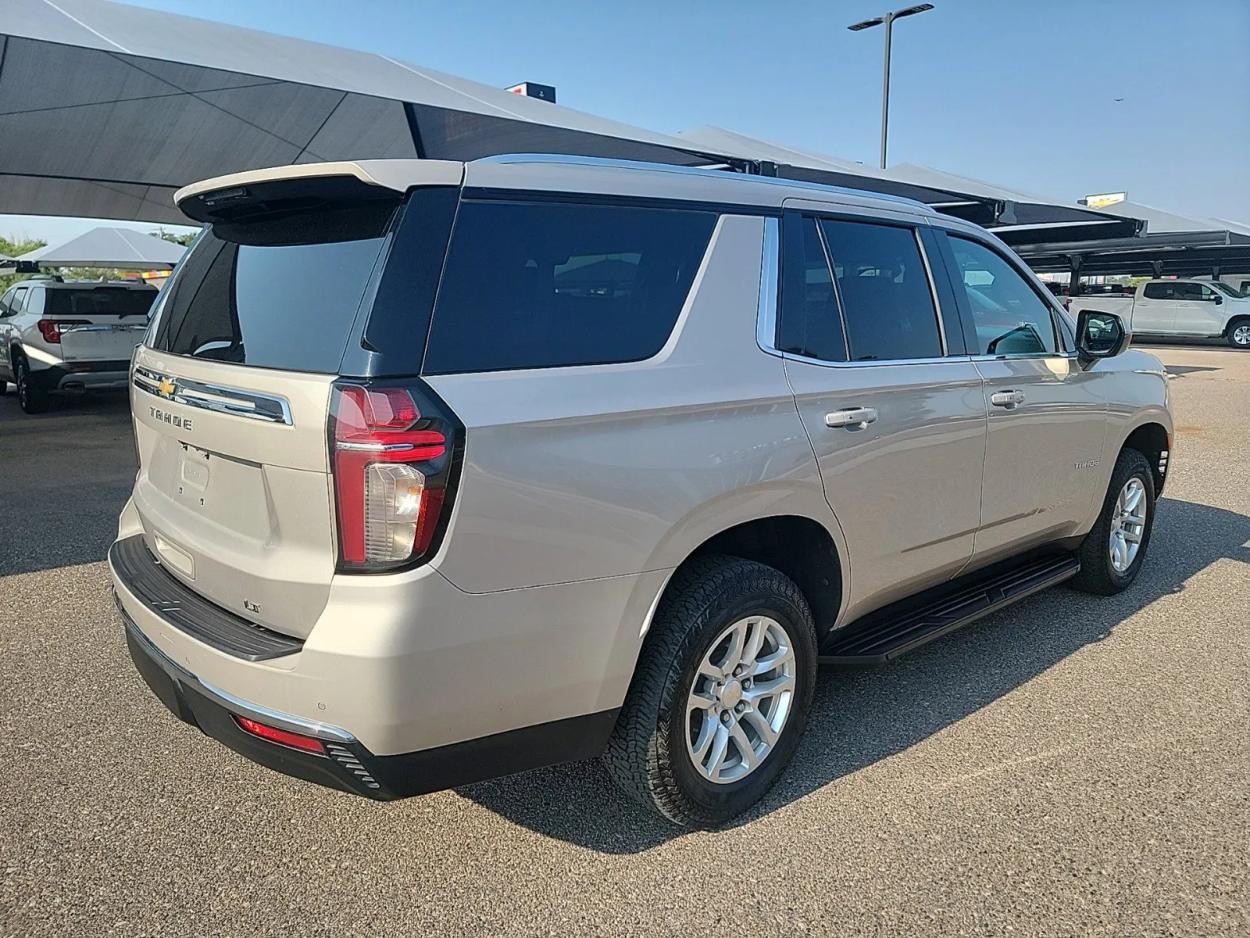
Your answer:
0,392 -> 134,578
456,496 -> 1250,853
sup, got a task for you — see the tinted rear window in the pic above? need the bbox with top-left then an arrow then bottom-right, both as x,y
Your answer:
150,203 -> 393,373
422,200 -> 717,374
46,287 -> 154,317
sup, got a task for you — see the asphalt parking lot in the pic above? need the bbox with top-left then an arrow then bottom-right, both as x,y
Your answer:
1,345 -> 1247,938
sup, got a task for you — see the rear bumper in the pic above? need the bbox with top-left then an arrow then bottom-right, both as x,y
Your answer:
30,359 -> 130,391
120,599 -> 391,798
118,595 -> 619,799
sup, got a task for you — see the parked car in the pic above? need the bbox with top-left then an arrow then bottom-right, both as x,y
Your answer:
0,280 -> 156,412
1073,278 -> 1250,348
110,155 -> 1173,827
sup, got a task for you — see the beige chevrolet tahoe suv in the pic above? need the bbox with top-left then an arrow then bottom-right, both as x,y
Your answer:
110,155 -> 1173,827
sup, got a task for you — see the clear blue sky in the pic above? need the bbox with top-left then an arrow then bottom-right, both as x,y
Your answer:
5,0 -> 1248,244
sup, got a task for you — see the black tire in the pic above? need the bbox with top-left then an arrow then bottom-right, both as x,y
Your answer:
14,354 -> 49,414
1226,317 -> 1250,350
0,379 -> 7,395
1070,448 -> 1156,595
602,555 -> 818,828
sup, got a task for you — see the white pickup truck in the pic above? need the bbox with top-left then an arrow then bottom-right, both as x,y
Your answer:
1073,278 -> 1250,349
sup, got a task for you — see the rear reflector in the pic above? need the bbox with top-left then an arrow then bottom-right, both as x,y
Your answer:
234,716 -> 326,756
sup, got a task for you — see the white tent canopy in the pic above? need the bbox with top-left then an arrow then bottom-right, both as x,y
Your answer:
18,227 -> 186,269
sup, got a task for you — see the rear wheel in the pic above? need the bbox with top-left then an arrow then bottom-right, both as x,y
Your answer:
602,555 -> 818,828
1227,317 -> 1250,349
14,355 -> 49,414
1071,448 -> 1156,595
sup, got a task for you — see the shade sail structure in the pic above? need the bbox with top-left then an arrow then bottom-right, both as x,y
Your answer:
677,126 -> 1000,225
886,164 -> 1143,244
1074,199 -> 1250,238
17,226 -> 186,268
1017,229 -> 1250,278
1014,199 -> 1250,278
0,0 -> 726,225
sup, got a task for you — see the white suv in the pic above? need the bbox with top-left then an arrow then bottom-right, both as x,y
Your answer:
0,279 -> 155,413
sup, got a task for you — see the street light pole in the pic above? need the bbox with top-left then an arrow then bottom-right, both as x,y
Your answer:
848,3 -> 934,170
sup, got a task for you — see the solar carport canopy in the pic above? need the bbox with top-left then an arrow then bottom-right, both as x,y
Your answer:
0,0 -> 724,225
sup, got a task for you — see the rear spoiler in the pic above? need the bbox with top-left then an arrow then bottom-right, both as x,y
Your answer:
175,160 -> 463,224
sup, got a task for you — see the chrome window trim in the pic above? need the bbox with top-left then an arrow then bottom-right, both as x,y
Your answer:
970,351 -> 1080,363
755,217 -> 780,354
133,365 -> 293,425
783,351 -> 972,370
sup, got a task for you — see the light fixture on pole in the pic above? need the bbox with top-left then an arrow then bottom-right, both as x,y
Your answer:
848,3 -> 934,169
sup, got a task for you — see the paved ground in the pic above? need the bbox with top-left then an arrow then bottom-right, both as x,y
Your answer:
1,346 -> 1248,938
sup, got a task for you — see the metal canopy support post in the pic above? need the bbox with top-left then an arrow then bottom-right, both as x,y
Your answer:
1067,255 -> 1083,297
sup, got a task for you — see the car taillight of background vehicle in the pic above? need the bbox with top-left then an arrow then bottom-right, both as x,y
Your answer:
329,381 -> 462,573
35,319 -> 90,343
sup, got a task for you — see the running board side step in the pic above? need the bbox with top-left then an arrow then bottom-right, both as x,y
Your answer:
819,554 -> 1080,665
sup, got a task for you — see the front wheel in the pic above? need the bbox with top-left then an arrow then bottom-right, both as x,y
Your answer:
1227,318 -> 1250,349
1070,448 -> 1156,595
602,555 -> 818,828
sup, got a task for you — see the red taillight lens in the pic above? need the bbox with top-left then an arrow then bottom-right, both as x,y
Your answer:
36,319 -> 90,344
330,382 -> 460,572
234,716 -> 326,755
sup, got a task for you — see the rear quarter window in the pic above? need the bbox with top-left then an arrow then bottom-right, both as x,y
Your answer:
422,199 -> 717,374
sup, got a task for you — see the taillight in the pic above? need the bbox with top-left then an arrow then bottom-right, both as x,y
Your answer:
36,319 -> 89,343
329,380 -> 462,572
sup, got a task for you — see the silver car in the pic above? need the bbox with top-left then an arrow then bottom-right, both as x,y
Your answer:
109,155 -> 1172,827
0,280 -> 155,413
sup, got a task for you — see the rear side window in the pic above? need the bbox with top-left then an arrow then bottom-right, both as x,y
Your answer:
151,203 -> 394,373
46,288 -> 153,317
820,219 -> 942,362
1143,282 -> 1172,299
422,200 -> 717,374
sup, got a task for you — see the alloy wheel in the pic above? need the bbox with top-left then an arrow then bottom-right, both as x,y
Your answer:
1108,477 -> 1147,573
685,615 -> 796,784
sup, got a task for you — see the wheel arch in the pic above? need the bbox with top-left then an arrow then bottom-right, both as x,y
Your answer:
643,512 -> 847,642
1119,419 -> 1172,495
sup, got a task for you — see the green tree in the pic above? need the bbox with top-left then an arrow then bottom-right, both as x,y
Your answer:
0,235 -> 47,294
155,227 -> 198,247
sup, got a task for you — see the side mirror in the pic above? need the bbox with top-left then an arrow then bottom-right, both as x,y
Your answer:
1076,309 -> 1130,363
1212,293 -> 1223,305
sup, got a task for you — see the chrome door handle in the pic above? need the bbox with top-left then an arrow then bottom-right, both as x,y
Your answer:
990,390 -> 1026,408
825,407 -> 878,429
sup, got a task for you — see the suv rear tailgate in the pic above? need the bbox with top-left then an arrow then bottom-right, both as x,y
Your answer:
130,346 -> 337,639
60,321 -> 147,362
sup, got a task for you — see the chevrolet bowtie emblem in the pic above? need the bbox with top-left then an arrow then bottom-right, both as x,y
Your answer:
157,377 -> 176,398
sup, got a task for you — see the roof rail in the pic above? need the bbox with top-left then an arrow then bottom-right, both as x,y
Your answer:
471,153 -> 934,213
